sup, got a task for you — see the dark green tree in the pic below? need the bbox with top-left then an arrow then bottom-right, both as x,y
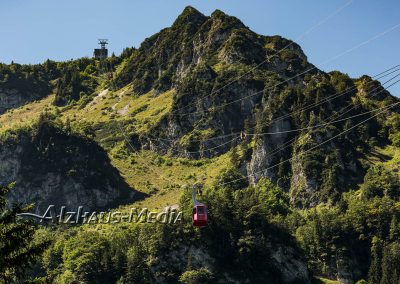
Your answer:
124,244 -> 152,284
362,165 -> 400,200
0,184 -> 49,283
179,267 -> 214,284
368,237 -> 382,284
390,216 -> 400,241
380,242 -> 400,284
62,231 -> 115,283
230,146 -> 240,167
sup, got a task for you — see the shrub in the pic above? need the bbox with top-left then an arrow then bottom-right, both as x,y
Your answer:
179,268 -> 214,284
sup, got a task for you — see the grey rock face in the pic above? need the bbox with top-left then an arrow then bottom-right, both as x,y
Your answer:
0,127 -> 141,213
270,244 -> 311,283
0,88 -> 46,114
0,89 -> 25,113
248,119 -> 292,184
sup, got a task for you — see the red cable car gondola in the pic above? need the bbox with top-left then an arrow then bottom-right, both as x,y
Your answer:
191,184 -> 208,227
192,204 -> 208,227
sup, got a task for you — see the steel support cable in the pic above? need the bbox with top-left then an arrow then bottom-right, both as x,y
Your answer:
216,99 -> 400,187
141,70 -> 400,155
150,65 -> 400,143
171,0 -> 354,115
235,77 -> 400,172
175,23 -> 400,117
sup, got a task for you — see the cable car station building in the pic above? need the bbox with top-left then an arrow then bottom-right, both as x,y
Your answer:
94,39 -> 108,60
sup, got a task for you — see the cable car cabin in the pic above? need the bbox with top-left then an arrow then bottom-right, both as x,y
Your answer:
192,204 -> 208,227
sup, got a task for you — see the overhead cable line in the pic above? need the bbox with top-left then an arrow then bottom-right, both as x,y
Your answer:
171,0 -> 354,114
175,22 -> 400,117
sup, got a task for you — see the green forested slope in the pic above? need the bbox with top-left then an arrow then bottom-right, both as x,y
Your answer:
0,6 -> 400,284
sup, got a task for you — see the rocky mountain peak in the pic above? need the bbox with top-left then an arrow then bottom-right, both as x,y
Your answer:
209,9 -> 246,32
171,6 -> 207,31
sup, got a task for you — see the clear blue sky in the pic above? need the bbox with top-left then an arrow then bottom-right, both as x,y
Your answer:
0,0 -> 399,96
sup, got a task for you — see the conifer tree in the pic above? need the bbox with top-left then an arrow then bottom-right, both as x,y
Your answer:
0,184 -> 49,283
380,243 -> 391,284
124,244 -> 151,283
390,216 -> 400,241
230,146 -> 240,167
368,237 -> 382,284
